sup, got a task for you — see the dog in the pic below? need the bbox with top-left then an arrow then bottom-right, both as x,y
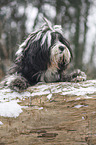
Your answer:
1,18 -> 87,91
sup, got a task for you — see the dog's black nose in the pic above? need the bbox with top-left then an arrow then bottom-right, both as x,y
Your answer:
59,46 -> 65,51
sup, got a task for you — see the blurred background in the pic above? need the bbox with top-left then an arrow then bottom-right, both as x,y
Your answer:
0,0 -> 96,80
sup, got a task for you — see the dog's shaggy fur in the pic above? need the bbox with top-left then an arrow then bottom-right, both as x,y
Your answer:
1,18 -> 86,91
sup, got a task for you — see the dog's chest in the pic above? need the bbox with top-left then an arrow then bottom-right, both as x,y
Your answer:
40,67 -> 60,83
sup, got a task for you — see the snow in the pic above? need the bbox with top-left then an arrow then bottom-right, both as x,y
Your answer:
29,80 -> 96,99
0,80 -> 96,118
32,106 -> 43,110
47,94 -> 52,100
0,100 -> 27,118
0,89 -> 29,118
74,105 -> 87,109
0,121 -> 3,126
82,117 -> 85,120
61,86 -> 96,96
31,90 -> 50,96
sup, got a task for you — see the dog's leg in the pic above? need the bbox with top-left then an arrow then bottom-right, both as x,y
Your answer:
2,74 -> 30,91
61,69 -> 87,82
41,68 -> 60,83
9,75 -> 30,91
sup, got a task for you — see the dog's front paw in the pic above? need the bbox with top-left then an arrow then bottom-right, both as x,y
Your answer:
71,69 -> 87,82
9,76 -> 30,91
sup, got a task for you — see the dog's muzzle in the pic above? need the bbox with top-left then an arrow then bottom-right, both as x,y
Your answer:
50,42 -> 71,69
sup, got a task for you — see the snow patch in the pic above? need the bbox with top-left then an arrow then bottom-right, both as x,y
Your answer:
47,94 -> 52,100
32,106 -> 43,110
0,100 -> 27,118
0,121 -> 3,126
74,105 -> 87,109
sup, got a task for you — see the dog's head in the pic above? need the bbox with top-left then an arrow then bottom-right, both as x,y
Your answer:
15,18 -> 72,83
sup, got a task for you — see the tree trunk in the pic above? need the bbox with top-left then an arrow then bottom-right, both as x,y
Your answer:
74,6 -> 81,68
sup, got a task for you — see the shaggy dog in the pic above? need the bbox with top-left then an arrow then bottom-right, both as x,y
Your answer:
1,18 -> 86,91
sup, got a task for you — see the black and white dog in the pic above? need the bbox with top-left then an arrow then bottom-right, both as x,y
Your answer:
2,18 -> 86,91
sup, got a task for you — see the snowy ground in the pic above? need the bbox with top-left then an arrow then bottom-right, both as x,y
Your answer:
0,80 -> 96,120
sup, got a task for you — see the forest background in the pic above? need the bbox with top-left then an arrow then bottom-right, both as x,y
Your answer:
0,0 -> 96,80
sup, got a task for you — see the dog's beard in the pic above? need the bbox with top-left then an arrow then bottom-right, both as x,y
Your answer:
50,41 -> 71,70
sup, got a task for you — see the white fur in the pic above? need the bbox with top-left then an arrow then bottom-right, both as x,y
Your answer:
1,74 -> 18,86
16,47 -> 23,56
51,42 -> 71,66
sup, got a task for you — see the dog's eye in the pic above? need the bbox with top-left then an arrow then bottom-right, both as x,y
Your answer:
59,46 -> 65,52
